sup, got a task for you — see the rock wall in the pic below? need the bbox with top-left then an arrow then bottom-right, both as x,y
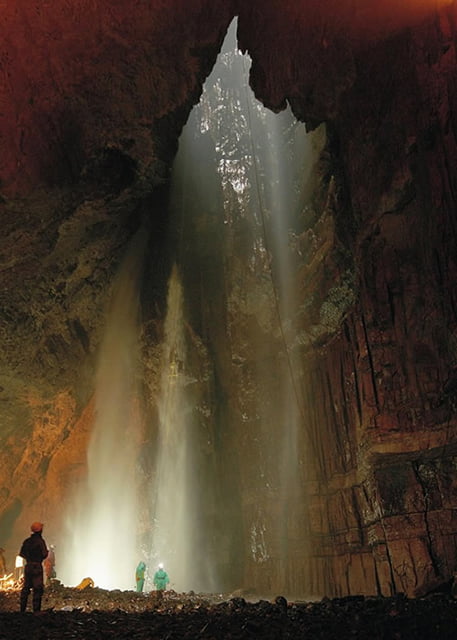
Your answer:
312,8 -> 457,597
234,1 -> 457,596
0,0 -> 235,572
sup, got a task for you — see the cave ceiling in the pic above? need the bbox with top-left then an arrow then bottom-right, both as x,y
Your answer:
0,1 -> 451,393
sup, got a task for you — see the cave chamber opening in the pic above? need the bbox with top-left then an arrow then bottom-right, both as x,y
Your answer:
59,18 -> 324,597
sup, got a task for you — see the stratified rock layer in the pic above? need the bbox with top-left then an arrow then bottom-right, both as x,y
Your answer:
235,2 -> 457,596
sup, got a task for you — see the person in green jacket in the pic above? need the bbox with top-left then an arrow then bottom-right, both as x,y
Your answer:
153,563 -> 169,591
135,561 -> 146,592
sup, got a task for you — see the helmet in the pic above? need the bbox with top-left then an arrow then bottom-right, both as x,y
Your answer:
30,522 -> 43,533
158,563 -> 164,569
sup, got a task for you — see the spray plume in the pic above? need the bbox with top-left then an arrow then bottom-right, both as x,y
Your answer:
59,229 -> 148,590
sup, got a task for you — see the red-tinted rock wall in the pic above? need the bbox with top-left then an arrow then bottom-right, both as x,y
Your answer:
234,0 -> 457,596
0,0 -> 235,574
0,0 -> 235,195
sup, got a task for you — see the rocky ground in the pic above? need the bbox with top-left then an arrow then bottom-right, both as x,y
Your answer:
1,584 -> 457,639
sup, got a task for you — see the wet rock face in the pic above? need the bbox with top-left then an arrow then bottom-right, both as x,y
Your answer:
304,11 -> 457,597
234,1 -> 457,597
1,0 -> 457,599
0,0 -> 234,555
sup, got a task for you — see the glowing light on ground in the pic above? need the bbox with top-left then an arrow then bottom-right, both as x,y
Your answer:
59,230 -> 148,590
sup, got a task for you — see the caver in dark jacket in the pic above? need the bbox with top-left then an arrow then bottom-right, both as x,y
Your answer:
19,522 -> 48,612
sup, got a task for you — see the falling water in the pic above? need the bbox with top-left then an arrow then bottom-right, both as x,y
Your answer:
60,18 -> 315,595
59,229 -> 147,590
150,19 -> 314,594
224,27 -> 312,593
248,103 -> 311,580
148,264 -> 202,591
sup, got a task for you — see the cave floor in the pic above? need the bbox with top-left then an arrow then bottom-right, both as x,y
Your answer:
1,585 -> 457,638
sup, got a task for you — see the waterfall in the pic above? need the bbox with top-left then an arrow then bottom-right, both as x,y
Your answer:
148,254 -> 221,591
152,18 -> 314,594
148,264 -> 200,591
59,229 -> 147,590
59,17 -> 315,595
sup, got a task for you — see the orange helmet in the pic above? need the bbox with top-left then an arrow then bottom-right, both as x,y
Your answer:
30,522 -> 43,533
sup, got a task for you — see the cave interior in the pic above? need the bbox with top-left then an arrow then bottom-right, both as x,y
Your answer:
1,0 -> 457,600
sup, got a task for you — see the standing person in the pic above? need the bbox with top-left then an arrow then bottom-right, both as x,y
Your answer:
0,547 -> 6,576
153,563 -> 169,591
135,561 -> 146,592
43,544 -> 56,584
19,522 -> 48,612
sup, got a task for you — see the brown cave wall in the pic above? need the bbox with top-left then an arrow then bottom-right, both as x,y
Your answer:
233,2 -> 457,596
0,0 -> 236,195
302,323 -> 457,598
329,9 -> 457,596
0,393 -> 93,554
0,0 -> 236,570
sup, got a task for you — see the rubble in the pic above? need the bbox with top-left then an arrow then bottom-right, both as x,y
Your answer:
1,586 -> 457,638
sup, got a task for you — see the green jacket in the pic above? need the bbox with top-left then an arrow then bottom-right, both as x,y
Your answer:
135,562 -> 146,581
153,568 -> 169,590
